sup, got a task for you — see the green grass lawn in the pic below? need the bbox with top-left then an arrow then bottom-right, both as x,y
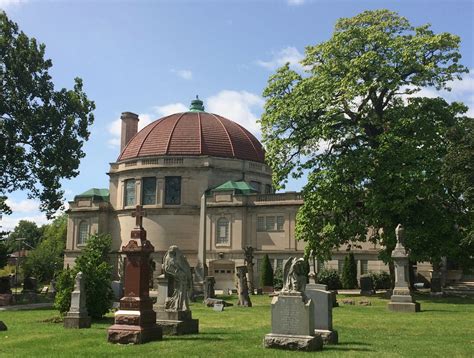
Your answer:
0,293 -> 473,357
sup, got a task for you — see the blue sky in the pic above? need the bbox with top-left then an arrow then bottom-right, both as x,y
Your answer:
1,0 -> 473,231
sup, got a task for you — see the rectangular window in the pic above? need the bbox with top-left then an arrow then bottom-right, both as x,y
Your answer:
124,179 -> 136,207
361,260 -> 368,275
257,216 -> 265,232
338,260 -> 344,274
265,216 -> 275,231
165,176 -> 181,205
276,216 -> 285,231
142,177 -> 157,205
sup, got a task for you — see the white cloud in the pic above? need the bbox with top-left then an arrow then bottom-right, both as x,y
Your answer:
171,69 -> 193,80
257,46 -> 306,72
287,0 -> 305,5
5,199 -> 40,213
1,214 -> 49,232
207,90 -> 264,136
154,103 -> 187,117
401,70 -> 474,116
0,0 -> 27,9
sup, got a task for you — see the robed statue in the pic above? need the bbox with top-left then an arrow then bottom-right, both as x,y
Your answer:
282,257 -> 307,293
163,245 -> 192,311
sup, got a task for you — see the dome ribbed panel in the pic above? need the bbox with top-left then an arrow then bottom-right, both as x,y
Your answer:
217,115 -> 262,162
167,113 -> 201,155
118,112 -> 265,163
200,114 -> 235,159
138,115 -> 181,157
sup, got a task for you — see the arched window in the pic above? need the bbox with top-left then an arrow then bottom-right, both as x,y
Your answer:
216,218 -> 229,245
78,221 -> 89,245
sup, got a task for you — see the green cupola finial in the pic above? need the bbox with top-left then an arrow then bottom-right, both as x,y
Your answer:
189,95 -> 205,112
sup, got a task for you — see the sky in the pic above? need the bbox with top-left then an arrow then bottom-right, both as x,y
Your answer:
1,0 -> 473,231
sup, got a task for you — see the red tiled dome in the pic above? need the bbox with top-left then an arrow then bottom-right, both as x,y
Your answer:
118,112 -> 265,163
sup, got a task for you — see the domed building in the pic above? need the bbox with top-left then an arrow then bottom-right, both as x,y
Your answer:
65,98 -> 405,290
64,98 -> 308,289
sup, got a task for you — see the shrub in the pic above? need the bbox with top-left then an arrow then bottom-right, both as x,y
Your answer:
260,254 -> 274,287
317,269 -> 342,290
273,267 -> 283,290
370,271 -> 392,290
54,267 -> 75,315
54,234 -> 114,318
342,253 -> 358,289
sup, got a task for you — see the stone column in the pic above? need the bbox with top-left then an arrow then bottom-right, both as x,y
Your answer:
388,224 -> 420,313
196,194 -> 207,282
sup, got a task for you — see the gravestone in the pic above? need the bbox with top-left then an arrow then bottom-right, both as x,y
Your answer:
236,266 -> 252,307
48,279 -> 57,298
360,274 -> 375,296
203,276 -> 216,300
107,205 -> 163,344
305,284 -> 338,344
388,224 -> 421,313
64,272 -> 91,329
213,303 -> 224,312
264,257 -> 323,352
155,245 -> 199,335
0,276 -> 14,306
23,277 -> 37,291
0,321 -> 7,331
111,280 -> 123,301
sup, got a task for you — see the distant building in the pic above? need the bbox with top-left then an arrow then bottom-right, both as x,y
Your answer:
64,98 -> 438,289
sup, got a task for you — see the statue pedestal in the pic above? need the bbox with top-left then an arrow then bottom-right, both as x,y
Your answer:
107,238 -> 162,344
156,310 -> 199,335
264,293 -> 322,351
388,241 -> 420,313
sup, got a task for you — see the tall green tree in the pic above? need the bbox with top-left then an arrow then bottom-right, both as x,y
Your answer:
261,10 -> 470,266
0,241 -> 8,269
7,220 -> 43,250
0,12 -> 95,218
260,254 -> 274,287
22,214 -> 67,283
341,253 -> 358,289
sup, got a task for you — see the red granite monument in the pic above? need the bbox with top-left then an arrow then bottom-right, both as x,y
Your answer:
107,205 -> 163,344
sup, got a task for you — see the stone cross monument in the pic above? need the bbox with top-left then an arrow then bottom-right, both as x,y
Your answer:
107,205 -> 163,344
388,224 -> 420,313
64,272 -> 91,329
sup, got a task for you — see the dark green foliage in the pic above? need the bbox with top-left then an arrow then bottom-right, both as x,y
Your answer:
370,271 -> 392,290
317,269 -> 342,290
342,253 -> 358,289
54,267 -> 75,315
260,9 -> 470,268
0,12 -> 95,218
273,267 -> 283,290
260,254 -> 274,287
7,220 -> 43,250
54,234 -> 113,318
22,215 -> 67,283
0,242 -> 8,269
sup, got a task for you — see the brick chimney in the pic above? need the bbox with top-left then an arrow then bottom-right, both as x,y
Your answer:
120,112 -> 139,152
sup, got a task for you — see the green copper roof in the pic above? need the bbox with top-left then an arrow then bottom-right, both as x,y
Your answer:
211,181 -> 258,195
189,95 -> 205,112
74,188 -> 109,202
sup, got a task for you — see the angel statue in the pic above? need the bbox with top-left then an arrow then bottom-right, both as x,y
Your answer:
282,257 -> 307,293
163,245 -> 192,311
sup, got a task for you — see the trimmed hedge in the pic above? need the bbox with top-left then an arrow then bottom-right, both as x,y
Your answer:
317,269 -> 342,290
370,271 -> 392,290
